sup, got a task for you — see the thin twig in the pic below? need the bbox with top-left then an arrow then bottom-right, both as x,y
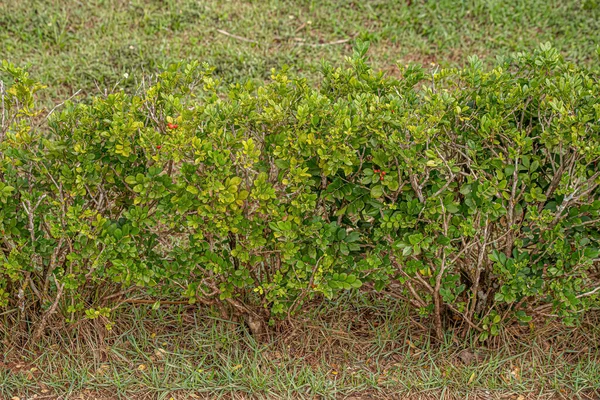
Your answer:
533,285 -> 600,314
216,28 -> 352,48
120,299 -> 191,305
577,285 -> 600,299
102,287 -> 138,301
216,29 -> 258,44
0,79 -> 5,136
42,89 -> 82,122
295,38 -> 352,47
32,275 -> 65,341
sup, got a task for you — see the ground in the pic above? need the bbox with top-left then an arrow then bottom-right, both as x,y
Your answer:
2,293 -> 599,399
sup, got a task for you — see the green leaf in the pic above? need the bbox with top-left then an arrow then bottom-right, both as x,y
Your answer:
370,185 -> 384,198
408,234 -> 422,245
445,202 -> 459,213
346,231 -> 360,243
387,179 -> 399,191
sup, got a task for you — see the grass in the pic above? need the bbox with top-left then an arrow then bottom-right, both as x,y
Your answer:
1,0 -> 599,104
2,0 -> 600,398
1,292 -> 600,399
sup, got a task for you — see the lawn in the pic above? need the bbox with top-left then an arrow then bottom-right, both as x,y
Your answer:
1,0 -> 599,103
1,1 -> 600,399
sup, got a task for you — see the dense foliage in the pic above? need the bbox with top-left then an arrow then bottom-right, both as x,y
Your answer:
1,43 -> 599,340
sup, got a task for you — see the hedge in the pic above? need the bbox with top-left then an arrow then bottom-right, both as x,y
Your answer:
1,42 -> 599,341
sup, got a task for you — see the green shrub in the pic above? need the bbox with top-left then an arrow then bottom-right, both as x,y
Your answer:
1,43 -> 599,340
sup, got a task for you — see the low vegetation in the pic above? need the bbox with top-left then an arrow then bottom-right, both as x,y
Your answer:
3,41 -> 600,338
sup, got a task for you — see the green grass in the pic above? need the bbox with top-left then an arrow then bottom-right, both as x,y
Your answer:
1,0 -> 599,104
2,293 -> 600,399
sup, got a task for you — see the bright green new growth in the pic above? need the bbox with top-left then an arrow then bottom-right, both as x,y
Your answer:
1,42 -> 599,340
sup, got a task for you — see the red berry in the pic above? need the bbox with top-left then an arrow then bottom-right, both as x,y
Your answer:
373,169 -> 380,173
381,171 -> 386,176
167,123 -> 178,129
156,145 -> 162,149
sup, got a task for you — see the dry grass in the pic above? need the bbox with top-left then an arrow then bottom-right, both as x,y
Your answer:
2,292 -> 599,399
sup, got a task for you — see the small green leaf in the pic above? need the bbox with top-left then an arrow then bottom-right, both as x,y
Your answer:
370,185 -> 384,198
